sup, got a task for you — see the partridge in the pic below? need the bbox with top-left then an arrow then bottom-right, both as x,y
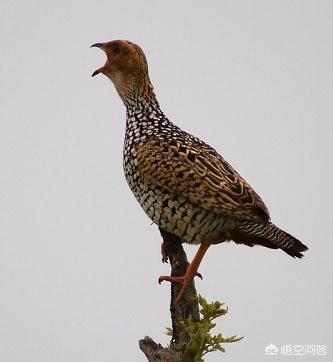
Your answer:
91,40 -> 308,302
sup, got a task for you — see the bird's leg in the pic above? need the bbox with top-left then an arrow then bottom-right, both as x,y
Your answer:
159,241 -> 211,303
186,262 -> 203,280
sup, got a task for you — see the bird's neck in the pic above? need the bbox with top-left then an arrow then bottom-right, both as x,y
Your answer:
123,79 -> 165,120
124,86 -> 169,136
112,73 -> 160,111
126,94 -> 162,117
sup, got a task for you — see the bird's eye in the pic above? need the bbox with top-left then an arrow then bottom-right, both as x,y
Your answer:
111,43 -> 120,53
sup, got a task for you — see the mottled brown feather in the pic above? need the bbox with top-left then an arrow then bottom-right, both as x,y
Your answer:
136,136 -> 270,223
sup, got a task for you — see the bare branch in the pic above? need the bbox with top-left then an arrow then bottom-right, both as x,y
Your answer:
139,228 -> 200,361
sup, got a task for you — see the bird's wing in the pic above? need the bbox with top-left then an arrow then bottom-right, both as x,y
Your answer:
136,136 -> 270,223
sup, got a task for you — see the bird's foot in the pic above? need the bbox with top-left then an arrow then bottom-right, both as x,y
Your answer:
158,275 -> 190,304
161,241 -> 168,263
158,262 -> 203,303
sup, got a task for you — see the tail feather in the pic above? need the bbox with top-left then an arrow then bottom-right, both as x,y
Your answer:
233,221 -> 308,258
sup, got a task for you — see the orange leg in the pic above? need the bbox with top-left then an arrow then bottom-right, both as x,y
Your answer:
158,241 -> 211,303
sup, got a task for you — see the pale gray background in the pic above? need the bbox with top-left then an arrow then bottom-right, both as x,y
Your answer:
0,1 -> 332,361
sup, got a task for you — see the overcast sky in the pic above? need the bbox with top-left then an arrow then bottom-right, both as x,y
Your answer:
0,1 -> 332,361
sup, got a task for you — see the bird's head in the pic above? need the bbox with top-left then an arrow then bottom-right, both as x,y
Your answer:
91,40 -> 155,105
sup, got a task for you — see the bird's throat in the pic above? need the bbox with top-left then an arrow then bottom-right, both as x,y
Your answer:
111,72 -> 159,111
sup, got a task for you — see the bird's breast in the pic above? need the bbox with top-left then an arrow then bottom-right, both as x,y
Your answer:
122,115 -> 235,244
123,144 -> 233,244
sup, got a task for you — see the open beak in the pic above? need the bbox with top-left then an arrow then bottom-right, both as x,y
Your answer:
91,42 -> 106,77
91,67 -> 104,77
90,43 -> 105,49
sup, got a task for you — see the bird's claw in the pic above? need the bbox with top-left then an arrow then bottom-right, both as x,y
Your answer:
158,275 -> 191,303
158,262 -> 203,303
162,255 -> 168,263
158,275 -> 183,285
161,241 -> 169,263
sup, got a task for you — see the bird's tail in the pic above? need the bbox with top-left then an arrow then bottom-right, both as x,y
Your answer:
232,220 -> 308,258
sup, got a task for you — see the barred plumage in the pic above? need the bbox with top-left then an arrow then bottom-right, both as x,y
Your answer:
235,221 -> 307,258
91,40 -> 308,301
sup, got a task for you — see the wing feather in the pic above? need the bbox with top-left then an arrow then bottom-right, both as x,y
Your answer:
136,136 -> 270,223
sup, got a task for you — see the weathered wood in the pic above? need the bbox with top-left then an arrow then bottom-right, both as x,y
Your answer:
139,336 -> 183,362
139,228 -> 200,361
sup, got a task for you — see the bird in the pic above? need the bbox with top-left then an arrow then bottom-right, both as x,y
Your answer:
91,40 -> 308,302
